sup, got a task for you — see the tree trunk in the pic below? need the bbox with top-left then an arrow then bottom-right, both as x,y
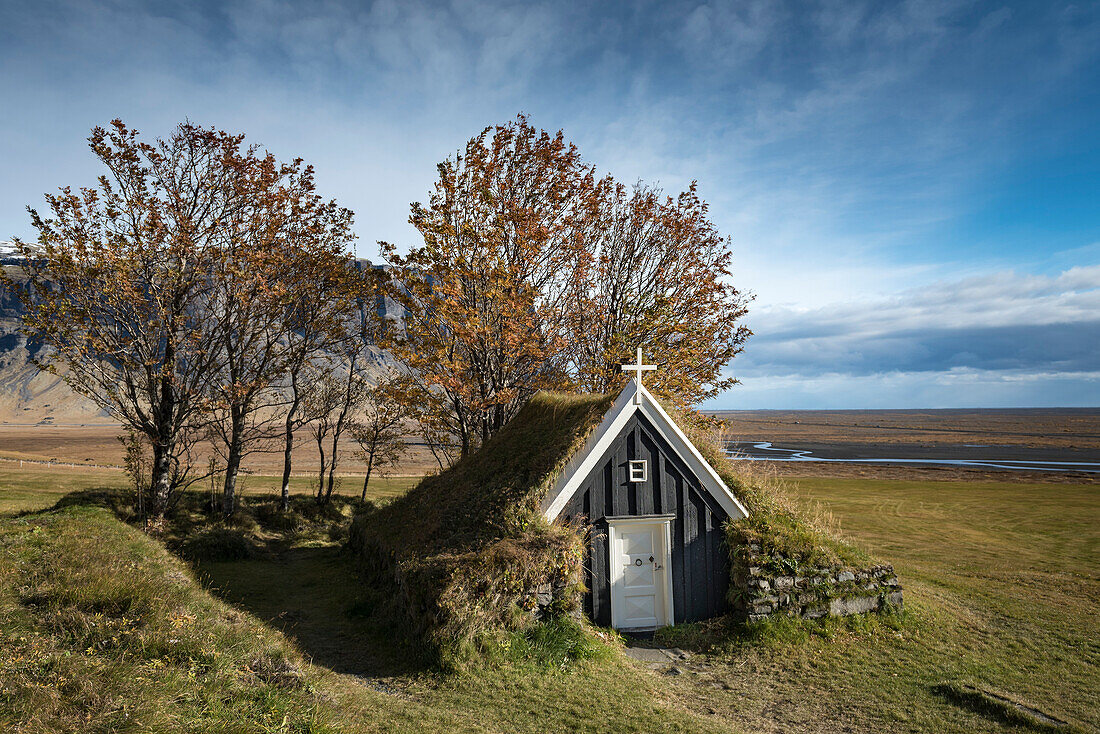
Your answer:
281,370 -> 302,511
360,449 -> 375,501
324,433 -> 339,503
223,449 -> 241,517
316,434 -> 327,504
280,427 -> 294,511
223,415 -> 244,517
149,440 -> 173,522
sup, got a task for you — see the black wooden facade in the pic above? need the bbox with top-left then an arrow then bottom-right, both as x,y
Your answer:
558,412 -> 731,626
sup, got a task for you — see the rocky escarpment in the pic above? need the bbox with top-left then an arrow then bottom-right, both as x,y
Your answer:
0,252 -> 106,424
0,252 -> 403,424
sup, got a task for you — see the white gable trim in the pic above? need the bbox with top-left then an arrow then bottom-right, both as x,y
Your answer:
541,383 -> 749,522
541,386 -> 637,521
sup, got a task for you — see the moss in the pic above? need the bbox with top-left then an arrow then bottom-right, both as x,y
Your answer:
175,525 -> 258,561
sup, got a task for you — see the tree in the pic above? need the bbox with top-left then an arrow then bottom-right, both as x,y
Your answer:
350,374 -> 410,501
382,116 -> 751,460
568,181 -> 752,408
199,137 -> 356,516
275,254 -> 363,511
5,121 -> 234,520
381,115 -> 598,458
307,343 -> 370,505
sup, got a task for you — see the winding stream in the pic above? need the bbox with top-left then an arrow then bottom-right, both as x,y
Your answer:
725,441 -> 1100,473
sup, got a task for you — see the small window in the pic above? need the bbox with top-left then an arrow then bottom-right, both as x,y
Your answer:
628,459 -> 647,483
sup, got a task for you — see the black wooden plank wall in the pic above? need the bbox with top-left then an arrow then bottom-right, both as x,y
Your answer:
558,413 -> 731,626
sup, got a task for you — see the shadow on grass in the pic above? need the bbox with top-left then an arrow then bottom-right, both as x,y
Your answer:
931,682 -> 1084,733
195,544 -> 431,680
28,487 -> 135,518
46,487 -> 431,679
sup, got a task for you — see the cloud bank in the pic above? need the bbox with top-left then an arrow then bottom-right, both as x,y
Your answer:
723,265 -> 1100,408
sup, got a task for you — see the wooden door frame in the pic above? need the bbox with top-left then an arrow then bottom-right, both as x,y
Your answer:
607,514 -> 675,630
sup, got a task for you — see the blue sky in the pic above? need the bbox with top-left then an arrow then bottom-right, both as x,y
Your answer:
2,0 -> 1098,409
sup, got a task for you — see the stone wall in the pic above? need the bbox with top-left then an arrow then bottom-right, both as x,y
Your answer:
731,543 -> 903,623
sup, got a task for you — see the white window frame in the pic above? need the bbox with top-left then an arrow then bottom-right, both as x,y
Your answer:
628,459 -> 647,483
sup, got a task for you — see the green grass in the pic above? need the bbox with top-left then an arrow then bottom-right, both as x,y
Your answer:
0,468 -> 721,732
0,505 -> 338,732
2,464 -> 1097,732
197,543 -> 712,732
0,465 -> 127,515
0,464 -> 418,517
650,477 -> 1099,732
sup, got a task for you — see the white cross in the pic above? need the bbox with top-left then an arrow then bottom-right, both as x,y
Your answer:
621,347 -> 656,405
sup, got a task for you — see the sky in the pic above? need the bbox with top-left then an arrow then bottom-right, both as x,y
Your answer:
1,0 -> 1098,409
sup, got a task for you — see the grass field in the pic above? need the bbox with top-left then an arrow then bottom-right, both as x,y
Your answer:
0,464 -> 418,516
655,476 -> 1099,731
1,464 -> 1097,732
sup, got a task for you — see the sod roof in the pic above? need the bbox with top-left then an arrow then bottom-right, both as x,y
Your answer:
366,391 -> 616,558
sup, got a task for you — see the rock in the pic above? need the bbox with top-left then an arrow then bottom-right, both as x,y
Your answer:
756,578 -> 771,591
838,571 -> 855,583
774,576 -> 794,590
624,647 -> 676,663
664,666 -> 683,676
829,594 -> 880,616
803,605 -> 828,619
886,590 -> 904,607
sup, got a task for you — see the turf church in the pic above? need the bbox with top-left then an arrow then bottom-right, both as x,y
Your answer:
543,349 -> 748,631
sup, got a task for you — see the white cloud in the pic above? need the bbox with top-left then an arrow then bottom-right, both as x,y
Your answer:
712,263 -> 1100,408
715,367 -> 1100,410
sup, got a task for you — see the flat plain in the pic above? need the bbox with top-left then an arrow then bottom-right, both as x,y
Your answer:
711,407 -> 1100,451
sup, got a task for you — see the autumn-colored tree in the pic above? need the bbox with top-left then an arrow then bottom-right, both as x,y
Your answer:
6,120 -> 358,519
568,180 -> 752,408
5,121 -> 234,520
350,373 -> 411,501
383,116 -> 750,459
169,131 -> 357,516
275,252 -> 363,511
381,115 -> 598,457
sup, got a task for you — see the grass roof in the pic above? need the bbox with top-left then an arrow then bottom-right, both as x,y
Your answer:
350,391 -> 614,665
363,391 -> 615,558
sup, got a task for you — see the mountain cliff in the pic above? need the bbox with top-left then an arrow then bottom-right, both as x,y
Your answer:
0,249 -> 401,425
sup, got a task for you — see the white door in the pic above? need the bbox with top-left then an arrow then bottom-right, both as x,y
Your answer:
609,519 -> 673,630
